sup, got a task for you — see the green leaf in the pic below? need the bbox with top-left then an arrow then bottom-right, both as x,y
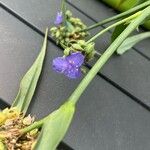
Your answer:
117,32 -> 150,55
12,28 -> 48,114
111,24 -> 127,42
34,101 -> 75,150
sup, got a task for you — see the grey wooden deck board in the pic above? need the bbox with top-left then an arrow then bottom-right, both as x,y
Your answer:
67,0 -> 150,59
0,1 -> 150,150
1,1 -> 150,107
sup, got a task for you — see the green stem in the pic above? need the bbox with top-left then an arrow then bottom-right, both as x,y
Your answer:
86,11 -> 141,44
69,5 -> 150,105
61,0 -> 66,25
20,116 -> 48,134
61,0 -> 65,12
80,1 -> 150,32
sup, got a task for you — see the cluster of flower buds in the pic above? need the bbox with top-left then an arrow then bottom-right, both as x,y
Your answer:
0,107 -> 38,150
51,8 -> 98,79
0,107 -> 20,125
64,40 -> 96,61
50,10 -> 89,46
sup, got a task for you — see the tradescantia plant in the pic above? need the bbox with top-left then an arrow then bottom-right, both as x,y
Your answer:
1,1 -> 150,150
49,1 -> 150,148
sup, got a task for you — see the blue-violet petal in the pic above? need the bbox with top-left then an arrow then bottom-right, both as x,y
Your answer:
52,57 -> 68,73
64,65 -> 81,79
54,12 -> 63,25
66,52 -> 85,67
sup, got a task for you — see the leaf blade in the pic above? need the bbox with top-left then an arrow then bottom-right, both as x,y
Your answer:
117,32 -> 150,55
34,101 -> 75,150
12,28 -> 48,114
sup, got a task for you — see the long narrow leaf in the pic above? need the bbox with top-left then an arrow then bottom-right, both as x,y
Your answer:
34,101 -> 75,150
117,32 -> 150,55
12,28 -> 48,114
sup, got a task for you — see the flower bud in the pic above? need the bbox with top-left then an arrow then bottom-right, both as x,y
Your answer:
0,113 -> 6,125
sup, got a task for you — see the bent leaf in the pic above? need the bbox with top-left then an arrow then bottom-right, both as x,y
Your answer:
116,32 -> 150,55
12,28 -> 48,114
34,101 -> 75,150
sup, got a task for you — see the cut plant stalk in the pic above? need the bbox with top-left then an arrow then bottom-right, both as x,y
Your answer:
12,28 -> 48,115
79,0 -> 150,32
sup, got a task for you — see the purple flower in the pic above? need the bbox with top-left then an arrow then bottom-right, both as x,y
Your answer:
54,12 -> 63,25
52,52 -> 85,79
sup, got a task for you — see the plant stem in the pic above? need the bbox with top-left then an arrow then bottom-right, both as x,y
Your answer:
69,5 -> 150,105
61,0 -> 66,25
86,11 -> 141,44
61,0 -> 65,12
20,116 -> 48,134
80,1 -> 150,32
